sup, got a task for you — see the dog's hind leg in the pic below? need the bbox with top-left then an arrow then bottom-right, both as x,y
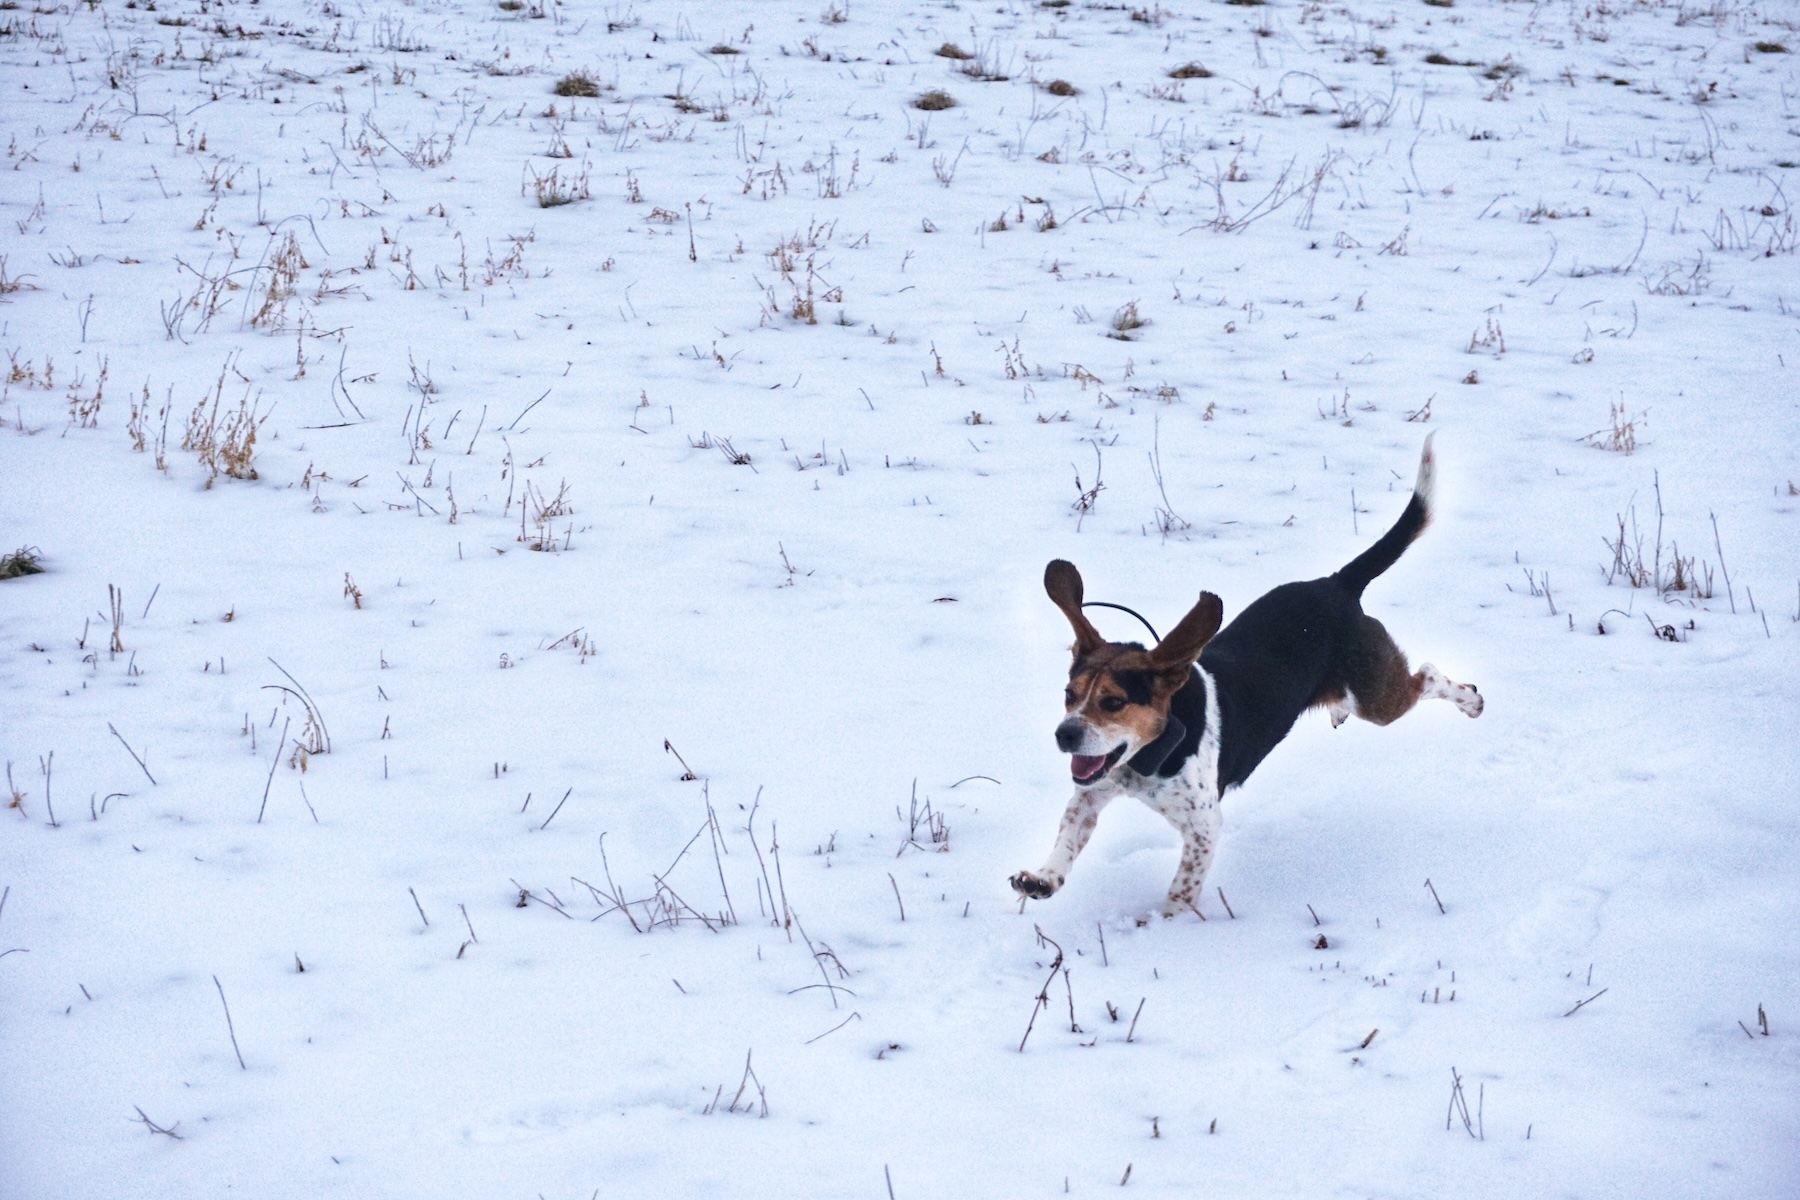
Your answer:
1417,662 -> 1484,718
1342,615 -> 1483,725
1011,787 -> 1116,901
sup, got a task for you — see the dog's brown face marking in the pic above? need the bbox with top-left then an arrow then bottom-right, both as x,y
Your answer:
1044,560 -> 1224,786
1058,645 -> 1193,782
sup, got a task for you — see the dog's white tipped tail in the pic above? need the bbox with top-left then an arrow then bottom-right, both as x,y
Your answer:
1333,434 -> 1438,598
1413,432 -> 1437,513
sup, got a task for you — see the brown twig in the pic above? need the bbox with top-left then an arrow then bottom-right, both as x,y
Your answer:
107,722 -> 156,786
1563,987 -> 1608,1017
663,739 -> 699,781
538,786 -> 573,831
132,1106 -> 183,1139
1019,927 -> 1066,1052
213,974 -> 246,1069
257,717 -> 290,823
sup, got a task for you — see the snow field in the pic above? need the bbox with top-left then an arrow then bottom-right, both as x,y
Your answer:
2,0 -> 1798,1195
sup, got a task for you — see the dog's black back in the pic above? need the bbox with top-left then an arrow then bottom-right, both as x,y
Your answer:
1174,489 -> 1431,791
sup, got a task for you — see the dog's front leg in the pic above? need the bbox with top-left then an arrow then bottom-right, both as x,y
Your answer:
1010,787 -> 1114,901
1141,786 -> 1222,918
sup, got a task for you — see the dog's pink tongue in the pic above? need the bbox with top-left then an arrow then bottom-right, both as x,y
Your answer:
1071,754 -> 1107,781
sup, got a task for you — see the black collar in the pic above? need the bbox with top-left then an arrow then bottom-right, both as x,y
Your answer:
1127,714 -> 1187,777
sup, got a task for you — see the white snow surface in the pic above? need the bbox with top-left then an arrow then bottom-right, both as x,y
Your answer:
3,0 -> 1799,1195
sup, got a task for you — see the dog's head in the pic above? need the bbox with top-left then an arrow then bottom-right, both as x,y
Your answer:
1044,559 -> 1222,786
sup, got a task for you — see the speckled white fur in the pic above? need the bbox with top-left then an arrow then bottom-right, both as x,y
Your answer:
1013,669 -> 1225,917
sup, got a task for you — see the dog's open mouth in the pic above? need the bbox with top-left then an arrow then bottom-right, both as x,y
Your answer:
1070,744 -> 1128,785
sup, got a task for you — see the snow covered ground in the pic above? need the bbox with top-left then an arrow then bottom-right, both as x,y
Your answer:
3,0 -> 1798,1194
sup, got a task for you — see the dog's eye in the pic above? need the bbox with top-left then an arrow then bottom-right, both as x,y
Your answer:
1099,696 -> 1127,713
1063,688 -> 1076,706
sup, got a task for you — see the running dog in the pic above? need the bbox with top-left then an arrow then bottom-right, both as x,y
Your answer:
1010,435 -> 1483,916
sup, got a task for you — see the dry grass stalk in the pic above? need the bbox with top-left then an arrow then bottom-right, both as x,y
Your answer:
65,356 -> 107,429
251,232 -> 309,329
1583,402 -> 1642,454
182,358 -> 266,483
0,547 -> 45,579
552,70 -> 600,97
1108,301 -> 1149,339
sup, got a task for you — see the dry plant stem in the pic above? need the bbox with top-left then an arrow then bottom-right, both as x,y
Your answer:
1563,987 -> 1608,1017
652,873 -> 719,932
107,585 -> 125,654
132,1106 -> 182,1140
704,786 -> 738,925
257,717 -> 290,823
1710,513 -> 1736,613
727,1049 -> 768,1117
789,912 -> 850,1009
663,739 -> 699,780
107,722 -> 156,785
214,974 -> 247,1070
745,788 -> 781,935
538,787 -> 573,830
888,873 -> 906,921
1424,878 -> 1446,914
596,834 -> 644,932
1019,926 -> 1066,1051
1446,1067 -> 1483,1139
267,658 -> 331,752
511,881 -> 574,919
1126,997 -> 1147,1043
409,886 -> 430,929
39,752 -> 55,828
804,1012 -> 863,1046
770,820 -> 794,932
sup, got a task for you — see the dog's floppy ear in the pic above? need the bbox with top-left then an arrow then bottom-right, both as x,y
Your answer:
1149,591 -> 1223,674
1044,559 -> 1105,655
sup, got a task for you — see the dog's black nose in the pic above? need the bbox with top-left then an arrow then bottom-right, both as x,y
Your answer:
1055,720 -> 1085,753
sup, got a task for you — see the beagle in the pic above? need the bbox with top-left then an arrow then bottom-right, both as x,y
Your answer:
1011,435 -> 1483,916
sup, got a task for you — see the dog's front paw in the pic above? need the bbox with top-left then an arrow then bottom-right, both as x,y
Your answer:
1010,870 -> 1059,900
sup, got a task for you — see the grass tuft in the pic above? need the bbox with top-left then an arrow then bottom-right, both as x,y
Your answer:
0,547 -> 45,579
1168,62 -> 1213,79
914,89 -> 957,111
1045,79 -> 1079,96
552,70 -> 601,98
1108,301 -> 1149,340
934,42 -> 974,60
